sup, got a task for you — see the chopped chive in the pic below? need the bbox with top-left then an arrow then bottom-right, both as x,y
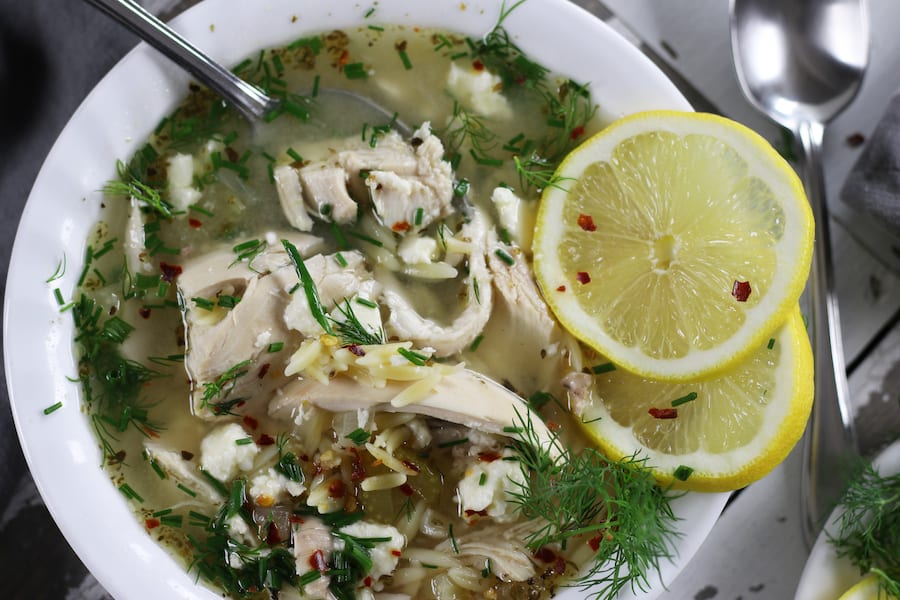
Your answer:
156,281 -> 169,298
449,523 -> 460,554
368,24 -> 384,31
398,49 -> 413,70
469,149 -> 503,167
469,334 -> 484,352
494,248 -> 515,266
527,391 -> 554,411
311,74 -> 320,97
397,347 -> 428,366
414,207 -> 424,226
671,392 -> 698,407
152,508 -> 173,517
348,231 -> 384,247
438,437 -> 469,448
160,514 -> 183,528
298,570 -> 322,587
478,472 -> 488,486
43,401 -> 63,415
188,511 -> 211,525
346,428 -> 371,446
222,130 -> 239,145
286,147 -> 303,163
434,34 -> 452,51
334,252 -> 349,267
288,283 -> 300,295
591,362 -> 616,375
177,483 -> 197,497
674,465 -> 694,481
320,203 -> 333,216
217,294 -> 241,309
235,438 -> 254,446
344,62 -> 368,80
118,483 -> 144,503
498,228 -> 511,245
422,563 -> 439,569
449,50 -> 469,60
283,239 -> 333,335
364,6 -> 375,17
267,342 -> 284,353
53,288 -> 65,306
481,558 -> 492,577
192,297 -> 215,311
135,273 -> 160,290
767,338 -> 776,350
503,426 -> 524,434
453,178 -> 470,197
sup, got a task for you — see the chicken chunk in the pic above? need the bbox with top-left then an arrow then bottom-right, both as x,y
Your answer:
298,163 -> 358,224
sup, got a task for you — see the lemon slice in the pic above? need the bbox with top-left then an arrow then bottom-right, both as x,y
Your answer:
533,111 -> 813,381
838,574 -> 896,600
572,307 -> 812,492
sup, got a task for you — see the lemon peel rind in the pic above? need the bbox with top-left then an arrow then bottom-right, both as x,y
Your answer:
580,308 -> 813,493
534,110 -> 814,382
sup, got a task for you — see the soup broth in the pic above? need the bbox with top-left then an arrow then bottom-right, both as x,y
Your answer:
71,19 -> 676,600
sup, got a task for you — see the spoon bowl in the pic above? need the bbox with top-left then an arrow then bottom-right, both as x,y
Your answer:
730,0 -> 869,547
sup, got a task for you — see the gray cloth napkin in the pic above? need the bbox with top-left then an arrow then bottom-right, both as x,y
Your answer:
841,93 -> 900,233
0,2 -> 135,509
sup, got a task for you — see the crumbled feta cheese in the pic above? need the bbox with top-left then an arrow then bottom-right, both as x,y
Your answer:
337,521 -> 406,583
457,449 -> 526,522
491,186 -> 536,249
200,422 -> 259,481
167,153 -> 203,212
405,417 -> 432,449
398,235 -> 438,265
226,513 -> 256,546
446,62 -> 512,119
249,467 -> 306,504
254,329 -> 272,349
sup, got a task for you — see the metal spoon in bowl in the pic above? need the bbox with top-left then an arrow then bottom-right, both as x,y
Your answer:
83,0 -> 408,132
729,0 -> 868,546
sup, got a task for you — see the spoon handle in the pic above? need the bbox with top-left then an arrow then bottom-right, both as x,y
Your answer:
796,120 -> 858,547
83,0 -> 277,121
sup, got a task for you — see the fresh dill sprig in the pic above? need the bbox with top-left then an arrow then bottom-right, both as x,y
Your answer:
103,160 -> 174,218
827,460 -> 900,597
507,410 -> 681,600
331,299 -> 384,346
441,100 -> 500,167
200,359 -> 251,415
282,239 -> 334,336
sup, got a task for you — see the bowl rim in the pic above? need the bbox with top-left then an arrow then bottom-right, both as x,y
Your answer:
4,0 -> 722,598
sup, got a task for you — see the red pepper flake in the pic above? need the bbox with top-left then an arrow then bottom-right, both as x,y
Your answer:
289,514 -> 305,524
401,459 -> 420,473
363,576 -> 373,587
145,518 -> 161,529
181,450 -> 194,460
391,549 -> 402,557
575,272 -> 591,285
328,479 -> 346,498
347,344 -> 366,357
577,213 -> 597,232
648,407 -> 678,419
188,218 -> 202,229
588,534 -> 604,551
534,548 -> 557,563
732,280 -> 752,302
472,59 -> 485,71
570,125 -> 586,140
552,556 -> 567,575
399,483 -> 415,497
138,307 -> 152,319
392,220 -> 411,232
159,262 -> 183,282
338,49 -> 350,66
266,521 -> 282,545
349,448 -> 366,482
546,421 -> 561,432
464,509 -> 488,517
556,285 -> 566,292
242,415 -> 259,430
257,363 -> 271,379
477,451 -> 501,463
308,549 -> 328,572
257,433 -> 276,446
845,132 -> 865,147
299,454 -> 310,462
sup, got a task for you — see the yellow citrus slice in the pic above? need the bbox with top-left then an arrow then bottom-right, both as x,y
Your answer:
533,111 -> 813,381
572,307 -> 812,492
839,574 -> 897,600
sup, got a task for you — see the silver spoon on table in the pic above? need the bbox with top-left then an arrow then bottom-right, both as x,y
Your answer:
729,0 -> 868,546
83,0 -> 406,131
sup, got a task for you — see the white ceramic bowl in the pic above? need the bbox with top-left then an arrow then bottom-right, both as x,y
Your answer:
4,0 -> 728,598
